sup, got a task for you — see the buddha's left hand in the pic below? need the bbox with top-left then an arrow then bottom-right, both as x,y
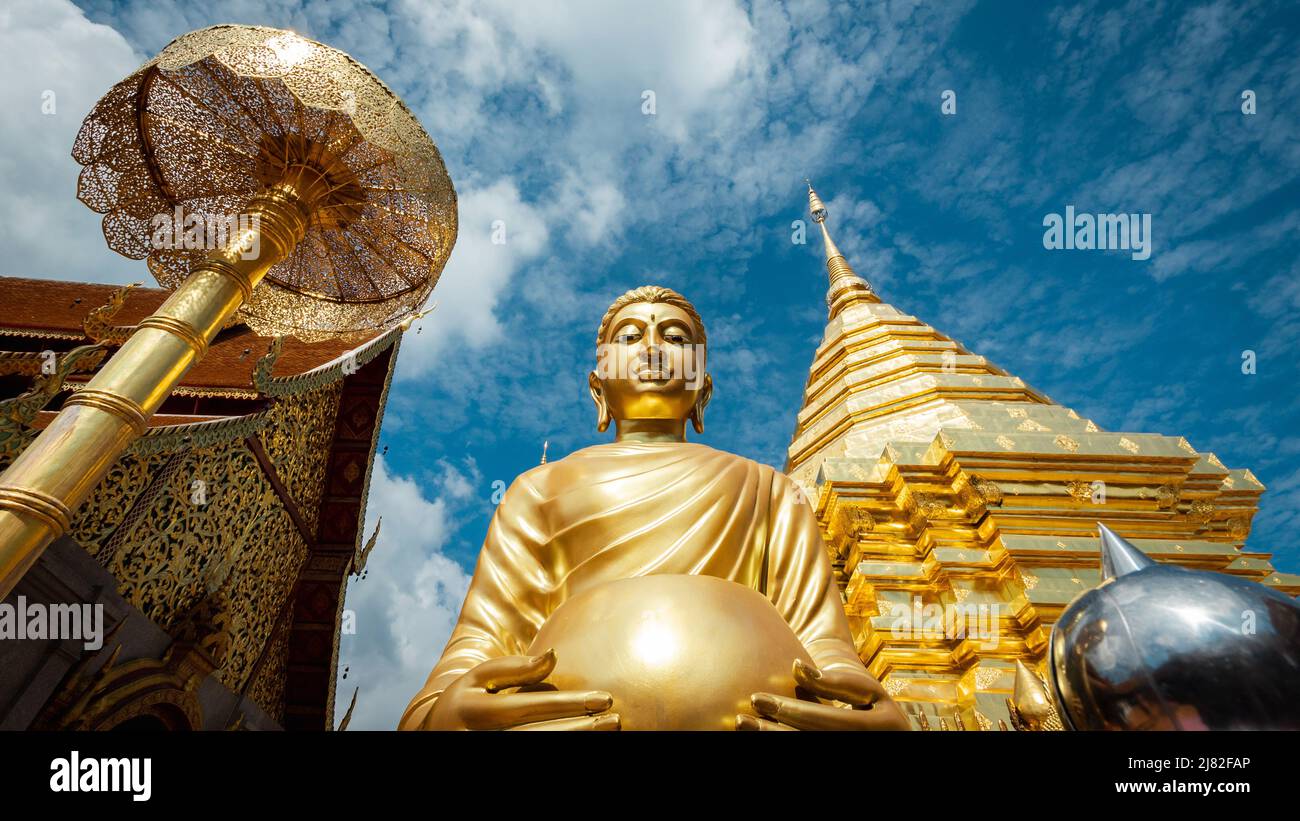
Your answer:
738,659 -> 910,730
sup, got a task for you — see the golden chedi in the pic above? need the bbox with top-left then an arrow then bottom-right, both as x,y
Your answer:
400,286 -> 908,731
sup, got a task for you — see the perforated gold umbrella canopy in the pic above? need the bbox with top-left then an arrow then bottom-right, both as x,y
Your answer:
72,24 -> 457,341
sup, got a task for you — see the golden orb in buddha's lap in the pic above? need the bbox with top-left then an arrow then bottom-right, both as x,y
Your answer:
524,574 -> 814,730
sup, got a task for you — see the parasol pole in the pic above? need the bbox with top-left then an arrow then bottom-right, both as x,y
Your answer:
0,170 -> 322,598
0,25 -> 456,600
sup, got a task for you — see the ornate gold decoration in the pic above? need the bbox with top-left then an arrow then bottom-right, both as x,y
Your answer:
915,493 -> 947,520
336,687 -> 359,731
1006,660 -> 1063,731
245,609 -> 292,724
1156,483 -> 1179,509
254,320 -> 407,398
1190,500 -> 1215,526
32,569 -> 232,731
0,345 -> 107,459
970,475 -> 1003,505
129,410 -> 272,457
1065,480 -> 1093,503
1054,434 -> 1080,453
0,347 -> 102,378
354,516 -> 381,575
0,327 -> 86,341
974,668 -> 1003,689
1016,418 -> 1049,432
1227,516 -> 1250,541
101,440 -> 308,693
57,379 -> 336,718
836,505 -> 874,540
1119,437 -> 1140,454
0,24 -> 454,600
995,435 -> 1016,450
75,24 -> 456,342
82,283 -> 142,346
259,382 -> 341,533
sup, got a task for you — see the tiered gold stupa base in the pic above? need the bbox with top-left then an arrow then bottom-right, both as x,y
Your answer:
786,296 -> 1299,731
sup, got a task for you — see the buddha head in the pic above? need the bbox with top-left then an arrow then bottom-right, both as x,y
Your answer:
589,285 -> 713,437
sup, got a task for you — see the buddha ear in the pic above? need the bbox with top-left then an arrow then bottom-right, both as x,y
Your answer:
689,373 -> 713,435
588,370 -> 611,432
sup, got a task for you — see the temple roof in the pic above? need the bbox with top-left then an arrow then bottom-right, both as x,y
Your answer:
0,273 -> 409,729
0,276 -> 367,393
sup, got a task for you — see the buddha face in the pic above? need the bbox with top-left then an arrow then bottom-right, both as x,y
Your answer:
589,299 -> 712,433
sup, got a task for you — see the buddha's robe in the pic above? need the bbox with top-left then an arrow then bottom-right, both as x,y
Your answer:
399,440 -> 862,729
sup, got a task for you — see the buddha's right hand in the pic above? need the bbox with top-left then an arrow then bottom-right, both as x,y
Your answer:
419,649 -> 620,731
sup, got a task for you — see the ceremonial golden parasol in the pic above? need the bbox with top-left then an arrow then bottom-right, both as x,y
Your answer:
0,25 -> 456,597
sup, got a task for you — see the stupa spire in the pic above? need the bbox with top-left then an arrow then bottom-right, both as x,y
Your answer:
806,180 -> 880,318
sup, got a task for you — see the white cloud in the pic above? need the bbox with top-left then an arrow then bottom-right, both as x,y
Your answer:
550,169 -> 627,247
0,0 -> 143,283
336,456 -> 471,731
394,178 -> 550,376
477,0 -> 755,143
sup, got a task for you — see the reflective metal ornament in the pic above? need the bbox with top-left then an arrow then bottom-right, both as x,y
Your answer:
1050,524 -> 1300,730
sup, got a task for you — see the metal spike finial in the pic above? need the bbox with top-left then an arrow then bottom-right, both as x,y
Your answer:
806,180 -> 828,223
802,181 -> 879,317
1097,522 -> 1156,581
540,440 -> 549,465
1011,659 -> 1054,730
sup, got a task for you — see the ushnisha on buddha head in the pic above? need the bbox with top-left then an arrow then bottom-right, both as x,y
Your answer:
588,286 -> 714,442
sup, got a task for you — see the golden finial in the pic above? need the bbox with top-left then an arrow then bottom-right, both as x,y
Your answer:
399,302 -> 437,332
540,440 -> 549,465
1009,659 -> 1055,731
806,179 -> 828,223
803,180 -> 879,318
336,687 -> 359,731
354,517 -> 380,576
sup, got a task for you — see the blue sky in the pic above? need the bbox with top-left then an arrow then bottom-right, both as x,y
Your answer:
2,0 -> 1297,728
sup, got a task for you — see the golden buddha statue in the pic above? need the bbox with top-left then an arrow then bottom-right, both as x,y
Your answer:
399,286 -> 908,731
